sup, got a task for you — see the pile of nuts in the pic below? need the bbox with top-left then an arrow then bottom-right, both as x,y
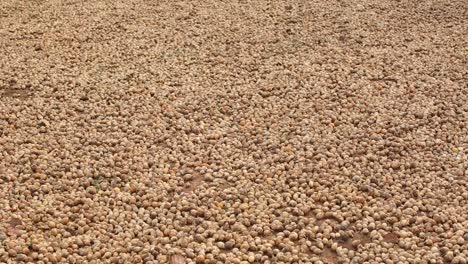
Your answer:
0,0 -> 466,263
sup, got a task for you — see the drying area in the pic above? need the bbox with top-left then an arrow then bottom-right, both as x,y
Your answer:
0,0 -> 467,263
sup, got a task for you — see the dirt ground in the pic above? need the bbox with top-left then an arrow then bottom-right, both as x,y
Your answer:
0,0 -> 467,263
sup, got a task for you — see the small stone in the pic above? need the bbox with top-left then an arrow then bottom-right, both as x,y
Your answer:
272,220 -> 283,231
86,186 -> 97,194
195,255 -> 205,263
204,174 -> 214,182
216,242 -> 225,249
359,185 -> 371,192
0,232 -> 6,241
170,255 -> 186,264
225,240 -> 235,250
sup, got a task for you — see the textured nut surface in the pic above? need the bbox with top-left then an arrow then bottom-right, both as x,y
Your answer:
0,0 -> 467,263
